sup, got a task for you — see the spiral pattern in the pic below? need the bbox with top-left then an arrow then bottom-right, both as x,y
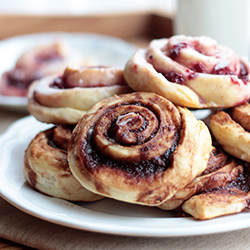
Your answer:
68,92 -> 211,205
23,125 -> 103,201
28,65 -> 132,124
124,35 -> 250,108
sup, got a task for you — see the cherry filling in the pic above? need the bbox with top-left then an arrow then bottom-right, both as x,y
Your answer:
239,61 -> 249,84
159,41 -> 250,85
161,57 -> 249,85
163,72 -> 186,85
49,76 -> 103,89
4,48 -> 64,91
50,76 -> 66,89
5,70 -> 33,90
168,42 -> 188,60
191,62 -> 205,73
212,65 -> 235,75
165,40 -> 210,61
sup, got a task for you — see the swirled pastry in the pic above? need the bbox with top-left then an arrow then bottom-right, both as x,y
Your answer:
28,65 -> 132,125
159,144 -> 250,220
23,125 -> 103,201
124,35 -> 250,108
209,104 -> 250,162
68,92 -> 211,206
0,41 -> 84,97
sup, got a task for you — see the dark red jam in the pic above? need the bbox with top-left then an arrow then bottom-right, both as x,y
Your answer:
50,76 -> 66,89
6,70 -> 33,90
239,61 -> 249,84
212,65 -> 235,75
191,62 -> 205,73
163,72 -> 186,84
169,42 -> 188,60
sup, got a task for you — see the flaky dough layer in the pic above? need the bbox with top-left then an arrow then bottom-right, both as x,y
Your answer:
209,105 -> 250,162
23,125 -> 103,202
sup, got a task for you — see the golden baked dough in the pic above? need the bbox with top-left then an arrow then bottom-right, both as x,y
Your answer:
28,65 -> 132,124
158,145 -> 245,211
23,125 -> 103,202
0,41 -> 83,97
124,35 -> 250,108
182,188 -> 250,220
68,92 -> 211,206
159,143 -> 250,220
209,107 -> 250,162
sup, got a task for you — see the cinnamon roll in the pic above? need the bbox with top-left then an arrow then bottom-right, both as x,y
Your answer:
28,65 -> 132,125
68,92 -> 211,206
209,104 -> 250,162
0,41 -> 84,97
124,35 -> 250,108
159,144 -> 250,220
23,125 -> 103,202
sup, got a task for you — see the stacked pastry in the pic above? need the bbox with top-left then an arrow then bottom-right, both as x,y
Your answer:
24,35 -> 250,220
24,65 -> 132,202
0,41 -> 89,97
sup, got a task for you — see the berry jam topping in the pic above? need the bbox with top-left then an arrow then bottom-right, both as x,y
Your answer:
230,77 -> 239,85
169,42 -> 188,60
191,62 -> 205,73
158,38 -> 250,86
164,72 -> 186,84
6,70 -> 32,89
239,61 -> 249,84
50,77 -> 66,89
188,72 -> 198,80
212,64 -> 235,75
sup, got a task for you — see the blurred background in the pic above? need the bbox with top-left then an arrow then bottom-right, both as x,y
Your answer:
0,0 -> 249,57
0,0 -> 176,48
0,0 -> 176,15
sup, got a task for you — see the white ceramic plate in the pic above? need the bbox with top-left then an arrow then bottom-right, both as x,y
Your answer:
0,32 -> 136,111
1,115 -> 250,237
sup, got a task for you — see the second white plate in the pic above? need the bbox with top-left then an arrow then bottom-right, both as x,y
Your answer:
0,32 -> 137,111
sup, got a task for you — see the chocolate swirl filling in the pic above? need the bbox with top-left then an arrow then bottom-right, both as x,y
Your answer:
79,96 -> 181,179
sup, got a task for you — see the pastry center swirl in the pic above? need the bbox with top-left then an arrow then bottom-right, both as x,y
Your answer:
97,106 -> 158,146
81,98 -> 182,177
